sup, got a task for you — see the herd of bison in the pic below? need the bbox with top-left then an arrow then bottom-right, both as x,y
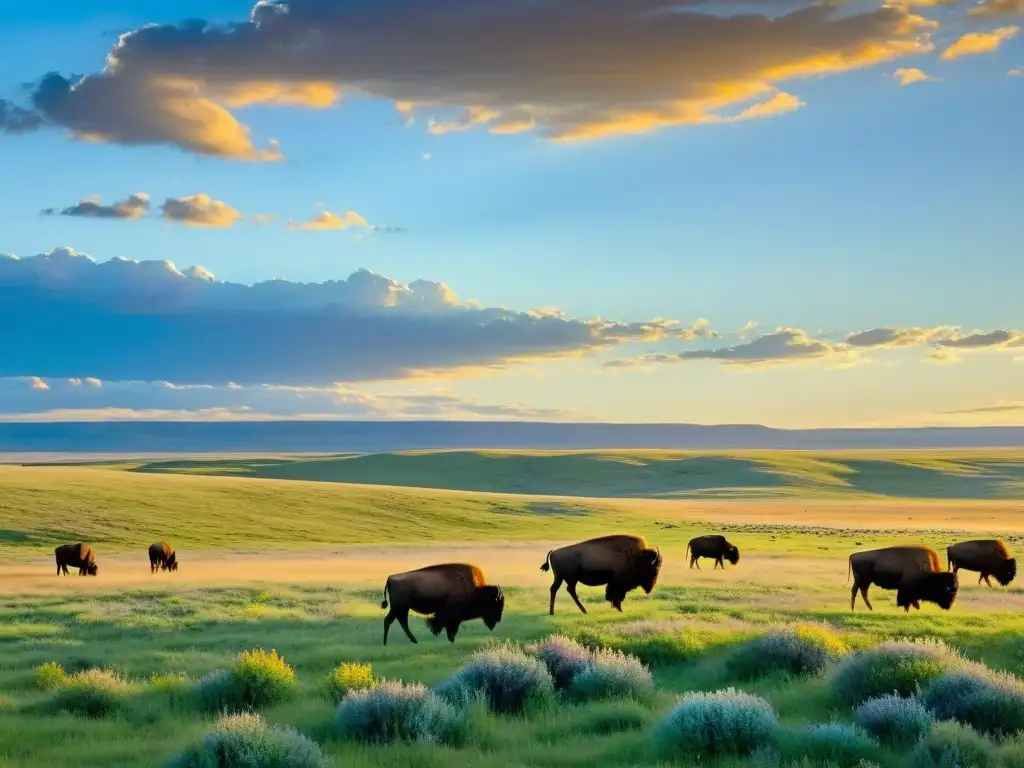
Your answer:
52,534 -> 1016,645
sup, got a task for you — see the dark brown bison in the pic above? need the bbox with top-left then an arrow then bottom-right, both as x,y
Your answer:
148,541 -> 178,573
947,539 -> 1016,587
540,534 -> 663,615
55,543 -> 98,576
686,535 -> 740,570
848,545 -> 958,613
380,563 -> 505,645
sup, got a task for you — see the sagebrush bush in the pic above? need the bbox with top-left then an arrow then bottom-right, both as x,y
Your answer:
171,712 -> 327,768
335,679 -> 461,745
193,649 -> 297,712
47,668 -> 130,718
911,721 -> 995,768
324,662 -> 376,704
728,624 -> 847,680
855,694 -> 934,747
533,635 -> 595,690
653,688 -> 779,758
33,661 -> 67,691
781,723 -> 879,767
831,639 -> 963,705
568,647 -> 654,702
919,667 -> 1024,738
437,644 -> 554,714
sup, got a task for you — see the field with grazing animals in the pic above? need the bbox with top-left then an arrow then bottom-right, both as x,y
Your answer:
2,451 -> 1024,767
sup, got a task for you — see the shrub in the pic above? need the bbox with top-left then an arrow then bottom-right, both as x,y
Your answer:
728,624 -> 847,680
997,733 -> 1024,768
334,679 -> 461,745
324,662 -> 376,704
193,649 -> 297,713
47,668 -> 130,718
911,721 -> 995,768
855,694 -> 933,747
568,648 -> 654,702
781,723 -> 880,767
171,712 -> 327,768
33,661 -> 67,691
437,644 -> 554,714
653,688 -> 779,758
533,635 -> 595,690
831,639 -> 963,705
919,668 -> 1024,738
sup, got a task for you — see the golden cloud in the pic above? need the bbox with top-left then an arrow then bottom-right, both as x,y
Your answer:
941,25 -> 1020,59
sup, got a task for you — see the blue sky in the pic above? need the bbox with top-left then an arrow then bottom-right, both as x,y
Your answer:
0,0 -> 1021,427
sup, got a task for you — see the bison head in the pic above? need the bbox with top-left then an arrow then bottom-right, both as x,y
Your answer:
996,557 -> 1017,587
477,585 -> 505,630
897,571 -> 958,611
726,545 -> 740,565
637,548 -> 663,594
86,563 -> 98,576
166,554 -> 179,572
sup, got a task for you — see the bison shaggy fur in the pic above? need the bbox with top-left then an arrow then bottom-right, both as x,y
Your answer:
947,539 -> 1016,587
686,534 -> 740,570
55,543 -> 98,576
848,545 -> 958,613
380,563 -> 505,645
540,534 -> 663,615
148,541 -> 178,573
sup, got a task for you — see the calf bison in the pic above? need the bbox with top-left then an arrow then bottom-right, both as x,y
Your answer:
380,563 -> 505,645
686,534 -> 740,570
148,541 -> 178,573
947,539 -> 1016,588
55,543 -> 98,576
848,545 -> 958,613
540,534 -> 663,615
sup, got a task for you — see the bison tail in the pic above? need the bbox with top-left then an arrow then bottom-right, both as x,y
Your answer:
540,550 -> 553,572
847,555 -> 852,584
380,579 -> 390,610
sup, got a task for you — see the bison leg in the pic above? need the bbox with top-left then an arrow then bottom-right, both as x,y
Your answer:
549,576 -> 564,616
566,581 -> 587,615
982,573 -> 993,588
859,585 -> 873,611
689,554 -> 699,569
913,601 -> 921,610
396,611 -> 418,644
715,557 -> 723,570
445,621 -> 461,643
383,612 -> 396,645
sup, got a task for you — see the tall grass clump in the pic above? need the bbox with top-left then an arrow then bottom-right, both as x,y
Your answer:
568,647 -> 654,702
171,712 -> 327,768
193,649 -> 297,713
653,688 -> 779,759
437,643 -> 554,714
855,694 -> 933,747
533,635 -> 594,690
728,624 -> 847,680
334,679 -> 461,745
780,723 -> 879,766
911,722 -> 995,768
997,734 -> 1024,768
919,667 -> 1024,738
323,662 -> 376,704
33,661 -> 67,691
830,639 -> 963,705
46,668 -> 130,718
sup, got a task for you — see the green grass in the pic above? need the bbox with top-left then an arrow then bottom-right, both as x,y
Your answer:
102,449 -> 1024,500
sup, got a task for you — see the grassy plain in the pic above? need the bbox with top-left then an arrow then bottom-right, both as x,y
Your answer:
1,451 -> 1023,766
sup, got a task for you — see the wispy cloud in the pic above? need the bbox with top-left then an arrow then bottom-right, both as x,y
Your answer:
968,0 -> 1024,18
288,210 -> 370,231
42,193 -> 150,220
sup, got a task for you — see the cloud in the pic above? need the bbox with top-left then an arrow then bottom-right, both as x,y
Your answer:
29,376 -> 49,391
4,1 -> 938,156
941,401 -> 1024,415
844,326 -> 952,348
0,377 -> 589,422
43,193 -> 150,220
0,246 -> 701,385
252,214 -> 277,225
932,328 -> 1023,349
893,67 -> 936,85
941,25 -> 1020,59
968,0 -> 1024,17
288,210 -> 370,231
1010,66 -> 1024,75
0,100 -> 44,134
160,194 -> 244,228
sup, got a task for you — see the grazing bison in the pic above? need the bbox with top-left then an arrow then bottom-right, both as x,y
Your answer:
540,534 -> 663,615
848,545 -> 958,613
686,535 -> 740,570
148,541 -> 178,573
380,563 -> 505,645
947,539 -> 1016,588
55,543 -> 98,576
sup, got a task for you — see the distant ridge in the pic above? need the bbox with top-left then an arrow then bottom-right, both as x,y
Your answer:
0,421 -> 1022,454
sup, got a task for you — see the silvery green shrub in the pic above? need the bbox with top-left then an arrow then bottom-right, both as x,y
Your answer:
335,679 -> 461,745
171,712 -> 327,768
855,694 -> 934,747
831,639 -> 963,705
437,643 -> 554,714
653,688 -> 779,758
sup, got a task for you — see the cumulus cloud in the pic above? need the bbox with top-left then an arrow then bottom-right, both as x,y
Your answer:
0,100 -> 44,134
0,246 -> 702,385
288,210 -> 369,231
1010,66 -> 1024,75
932,328 -> 1023,349
29,376 -> 49,391
844,326 -> 952,348
3,1 -> 938,156
968,0 -> 1024,17
893,67 -> 936,85
941,25 -> 1020,59
43,193 -> 150,220
160,194 -> 244,228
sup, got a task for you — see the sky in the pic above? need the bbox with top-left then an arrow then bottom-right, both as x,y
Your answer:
0,0 -> 1021,428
